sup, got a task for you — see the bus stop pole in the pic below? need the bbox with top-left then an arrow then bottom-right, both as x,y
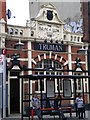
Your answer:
3,55 -> 6,118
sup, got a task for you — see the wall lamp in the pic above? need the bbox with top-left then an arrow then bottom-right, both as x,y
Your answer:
61,40 -> 64,44
44,39 -> 47,43
14,39 -> 24,52
55,40 -> 58,43
50,39 -> 53,43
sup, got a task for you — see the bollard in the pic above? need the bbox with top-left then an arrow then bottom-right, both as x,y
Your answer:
31,109 -> 33,120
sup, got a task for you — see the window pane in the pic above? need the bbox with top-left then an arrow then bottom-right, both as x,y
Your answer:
41,80 -> 44,91
35,80 -> 38,91
54,61 -> 61,69
78,79 -> 81,90
40,72 -> 44,75
59,79 -> 63,91
35,61 -> 42,68
46,72 -> 49,75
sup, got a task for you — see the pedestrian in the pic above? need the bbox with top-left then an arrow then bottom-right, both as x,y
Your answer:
76,93 -> 84,119
54,95 -> 68,120
31,93 -> 42,120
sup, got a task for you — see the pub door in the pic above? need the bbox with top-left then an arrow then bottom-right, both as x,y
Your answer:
10,72 -> 20,113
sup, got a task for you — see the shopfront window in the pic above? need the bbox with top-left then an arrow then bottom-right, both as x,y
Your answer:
35,59 -> 63,92
74,73 -> 82,91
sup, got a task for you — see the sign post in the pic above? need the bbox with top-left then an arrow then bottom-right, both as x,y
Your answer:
0,54 -> 6,118
2,54 -> 6,118
0,55 -> 3,118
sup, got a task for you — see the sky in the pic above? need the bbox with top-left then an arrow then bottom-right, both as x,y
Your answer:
6,0 -> 29,26
6,0 -> 82,26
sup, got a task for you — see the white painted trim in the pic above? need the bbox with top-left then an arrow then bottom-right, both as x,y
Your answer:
28,41 -> 32,101
31,59 -> 37,65
64,61 -> 68,66
55,54 -> 57,60
9,76 -> 18,79
38,55 -> 41,61
60,56 -> 63,62
8,71 -> 10,115
20,71 -> 23,113
49,51 -> 52,59
44,53 -> 46,59
68,45 -> 73,104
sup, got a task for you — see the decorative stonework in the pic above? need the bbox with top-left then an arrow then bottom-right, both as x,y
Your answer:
32,53 -> 68,69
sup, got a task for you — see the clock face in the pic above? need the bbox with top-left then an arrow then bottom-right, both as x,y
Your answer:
47,10 -> 53,21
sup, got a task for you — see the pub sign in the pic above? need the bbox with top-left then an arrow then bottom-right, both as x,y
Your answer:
34,42 -> 66,52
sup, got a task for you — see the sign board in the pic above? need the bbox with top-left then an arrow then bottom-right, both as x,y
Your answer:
34,42 -> 66,52
63,79 -> 72,97
0,55 -> 2,63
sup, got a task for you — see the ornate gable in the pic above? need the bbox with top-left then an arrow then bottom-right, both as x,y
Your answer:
34,3 -> 64,25
31,3 -> 64,40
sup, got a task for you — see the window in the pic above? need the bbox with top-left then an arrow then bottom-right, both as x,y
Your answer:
9,28 -> 13,34
74,36 -> 76,41
35,59 -> 63,92
74,73 -> 82,91
63,35 -> 66,40
71,36 -> 73,41
35,72 -> 44,91
44,59 -> 52,68
20,30 -> 23,35
31,31 -> 34,36
35,61 -> 42,68
77,37 -> 80,42
15,29 -> 18,35
56,72 -> 63,91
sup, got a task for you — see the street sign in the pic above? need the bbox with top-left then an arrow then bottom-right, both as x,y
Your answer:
0,55 -> 2,63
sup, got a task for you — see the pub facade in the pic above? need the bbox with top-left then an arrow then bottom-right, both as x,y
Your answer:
0,3 -> 89,115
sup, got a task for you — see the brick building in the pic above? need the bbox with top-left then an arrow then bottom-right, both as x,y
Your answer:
0,0 -> 89,116
81,1 -> 89,42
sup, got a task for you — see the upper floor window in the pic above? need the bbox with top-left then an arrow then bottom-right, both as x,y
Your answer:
20,30 -> 23,35
63,35 -> 66,40
74,36 -> 76,41
77,37 -> 80,42
15,29 -> 18,35
71,36 -> 73,41
9,28 -> 13,34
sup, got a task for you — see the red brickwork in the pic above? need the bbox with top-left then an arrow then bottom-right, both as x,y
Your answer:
0,0 -> 6,21
81,2 -> 89,42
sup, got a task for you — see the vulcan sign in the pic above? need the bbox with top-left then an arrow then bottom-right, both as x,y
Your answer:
34,42 -> 66,52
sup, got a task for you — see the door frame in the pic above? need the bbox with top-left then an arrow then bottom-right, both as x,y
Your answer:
8,70 -> 21,115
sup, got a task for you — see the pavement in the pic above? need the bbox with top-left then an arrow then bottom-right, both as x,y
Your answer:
1,113 -> 89,120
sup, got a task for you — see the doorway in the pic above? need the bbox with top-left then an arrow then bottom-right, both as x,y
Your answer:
10,75 -> 19,113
